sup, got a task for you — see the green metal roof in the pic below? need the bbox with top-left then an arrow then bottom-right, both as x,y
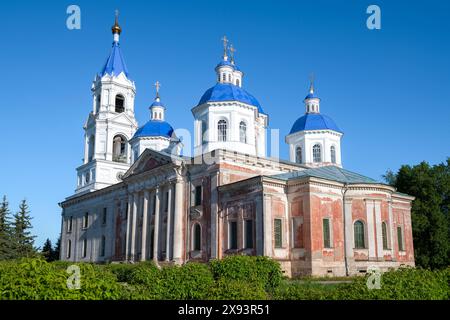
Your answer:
269,166 -> 379,184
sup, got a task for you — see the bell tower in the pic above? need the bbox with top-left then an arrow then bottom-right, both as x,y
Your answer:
75,12 -> 138,194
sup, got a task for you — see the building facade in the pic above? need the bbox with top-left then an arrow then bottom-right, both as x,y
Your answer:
59,17 -> 415,277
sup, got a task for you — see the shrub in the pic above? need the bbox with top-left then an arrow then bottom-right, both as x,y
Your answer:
272,280 -> 338,300
335,266 -> 449,300
0,258 -> 122,300
209,279 -> 268,300
209,255 -> 283,291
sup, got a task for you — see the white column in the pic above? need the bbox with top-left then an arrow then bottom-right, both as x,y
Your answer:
255,195 -> 264,255
125,194 -> 133,261
374,201 -> 383,259
388,199 -> 394,254
263,193 -> 272,257
344,199 -> 354,258
141,190 -> 150,261
210,173 -> 219,259
365,200 -> 376,259
153,187 -> 161,262
173,179 -> 184,263
130,193 -> 138,261
165,185 -> 173,261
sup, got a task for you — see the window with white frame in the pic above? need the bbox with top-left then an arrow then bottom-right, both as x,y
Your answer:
313,144 -> 322,163
239,121 -> 247,143
296,146 -> 302,164
218,120 -> 227,142
330,146 -> 336,164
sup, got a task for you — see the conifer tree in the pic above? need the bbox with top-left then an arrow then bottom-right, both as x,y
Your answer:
12,199 -> 36,258
42,238 -> 54,261
0,195 -> 13,260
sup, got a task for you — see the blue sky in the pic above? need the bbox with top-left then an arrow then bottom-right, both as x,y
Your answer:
1,0 -> 449,247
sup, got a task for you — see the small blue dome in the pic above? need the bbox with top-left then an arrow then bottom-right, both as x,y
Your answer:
198,83 -> 265,114
133,120 -> 174,139
215,60 -> 234,69
305,92 -> 319,100
289,113 -> 342,134
150,100 -> 165,108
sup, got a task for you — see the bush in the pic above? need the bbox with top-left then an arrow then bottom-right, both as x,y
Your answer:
209,279 -> 268,300
127,262 -> 215,299
335,266 -> 449,300
0,258 -> 122,300
272,280 -> 338,300
209,255 -> 283,291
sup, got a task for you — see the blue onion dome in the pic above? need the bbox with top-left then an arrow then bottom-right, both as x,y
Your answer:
133,120 -> 174,139
150,99 -> 165,108
198,83 -> 265,114
289,113 -> 342,134
304,90 -> 319,100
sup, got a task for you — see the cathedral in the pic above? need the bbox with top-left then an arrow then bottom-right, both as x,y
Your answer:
59,15 -> 415,277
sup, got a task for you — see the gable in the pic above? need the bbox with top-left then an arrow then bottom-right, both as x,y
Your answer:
122,148 -> 183,179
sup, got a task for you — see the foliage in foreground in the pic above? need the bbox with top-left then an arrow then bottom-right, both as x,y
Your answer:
0,257 -> 448,300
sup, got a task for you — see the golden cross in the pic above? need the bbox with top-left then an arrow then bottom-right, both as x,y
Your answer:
221,35 -> 228,57
229,44 -> 236,62
309,73 -> 315,93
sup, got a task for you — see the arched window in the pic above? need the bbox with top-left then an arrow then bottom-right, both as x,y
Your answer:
222,73 -> 226,82
113,135 -> 127,163
201,121 -> 207,143
100,236 -> 106,257
330,146 -> 336,164
115,94 -> 125,113
313,144 -> 322,163
218,120 -> 227,142
239,121 -> 247,143
236,79 -> 240,87
66,240 -> 71,258
228,74 -> 231,82
296,146 -> 302,164
88,135 -> 95,162
354,220 -> 365,249
193,224 -> 201,251
382,222 -> 388,250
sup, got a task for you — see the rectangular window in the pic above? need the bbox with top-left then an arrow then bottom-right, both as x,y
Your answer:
195,185 -> 202,206
245,220 -> 254,249
102,208 -> 107,225
67,216 -> 73,233
229,221 -> 238,250
323,218 -> 331,248
397,226 -> 404,251
66,240 -> 71,259
100,236 -> 106,257
274,219 -> 282,248
83,213 -> 89,229
82,239 -> 87,258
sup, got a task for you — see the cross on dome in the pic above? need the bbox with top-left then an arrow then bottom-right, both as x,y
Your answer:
154,80 -> 161,99
221,35 -> 229,60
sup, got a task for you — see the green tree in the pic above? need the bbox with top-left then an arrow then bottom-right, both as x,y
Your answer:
42,238 -> 54,262
0,196 -> 14,260
52,235 -> 60,261
384,159 -> 450,269
12,199 -> 36,258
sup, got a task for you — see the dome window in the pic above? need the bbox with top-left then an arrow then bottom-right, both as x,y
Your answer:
296,146 -> 302,164
239,121 -> 247,143
331,146 -> 336,164
218,120 -> 227,142
313,144 -> 322,163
